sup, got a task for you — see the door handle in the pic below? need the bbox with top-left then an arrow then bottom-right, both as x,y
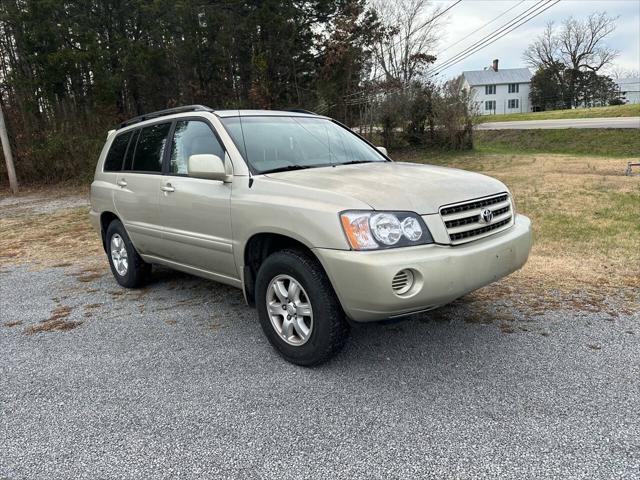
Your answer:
160,184 -> 175,193
116,179 -> 127,187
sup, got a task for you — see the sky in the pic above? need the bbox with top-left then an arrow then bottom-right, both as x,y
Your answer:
428,0 -> 640,79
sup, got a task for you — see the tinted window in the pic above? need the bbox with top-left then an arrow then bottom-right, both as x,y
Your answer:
169,121 -> 225,175
104,131 -> 132,172
131,123 -> 171,173
123,129 -> 140,171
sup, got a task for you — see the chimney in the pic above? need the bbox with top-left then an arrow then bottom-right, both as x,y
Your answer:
492,59 -> 499,72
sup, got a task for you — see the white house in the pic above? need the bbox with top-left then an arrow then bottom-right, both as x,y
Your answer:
615,77 -> 640,104
462,60 -> 533,115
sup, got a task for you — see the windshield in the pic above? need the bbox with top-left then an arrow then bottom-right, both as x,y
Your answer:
220,116 -> 387,174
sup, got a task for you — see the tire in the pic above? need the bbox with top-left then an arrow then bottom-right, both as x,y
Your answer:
255,249 -> 349,366
105,219 -> 151,288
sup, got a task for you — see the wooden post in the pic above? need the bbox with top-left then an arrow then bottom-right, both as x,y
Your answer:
0,104 -> 18,194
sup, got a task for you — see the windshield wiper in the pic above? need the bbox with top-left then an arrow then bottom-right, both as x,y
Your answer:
260,164 -> 318,175
336,160 -> 376,166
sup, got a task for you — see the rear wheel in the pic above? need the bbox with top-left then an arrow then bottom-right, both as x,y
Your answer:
255,249 -> 349,366
105,219 -> 151,288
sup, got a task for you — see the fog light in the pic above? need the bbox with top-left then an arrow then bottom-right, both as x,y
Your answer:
392,269 -> 414,295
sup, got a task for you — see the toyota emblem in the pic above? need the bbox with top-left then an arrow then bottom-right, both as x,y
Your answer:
480,208 -> 494,223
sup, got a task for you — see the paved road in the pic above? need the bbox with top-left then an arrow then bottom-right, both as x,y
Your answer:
477,116 -> 640,130
1,262 -> 639,479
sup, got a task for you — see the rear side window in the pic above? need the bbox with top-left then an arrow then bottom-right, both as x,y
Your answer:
131,122 -> 171,173
169,120 -> 225,175
123,129 -> 139,171
104,131 -> 132,172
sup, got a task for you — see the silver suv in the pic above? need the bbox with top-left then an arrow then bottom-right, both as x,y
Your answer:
90,105 -> 532,365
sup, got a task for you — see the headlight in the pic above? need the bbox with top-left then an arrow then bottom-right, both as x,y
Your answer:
370,213 -> 402,245
401,216 -> 422,241
340,211 -> 434,250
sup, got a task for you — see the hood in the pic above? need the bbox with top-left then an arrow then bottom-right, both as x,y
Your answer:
264,162 -> 507,214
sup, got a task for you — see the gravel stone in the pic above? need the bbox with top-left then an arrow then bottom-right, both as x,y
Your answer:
1,263 -> 638,479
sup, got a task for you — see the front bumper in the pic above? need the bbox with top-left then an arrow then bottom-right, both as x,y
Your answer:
314,214 -> 533,322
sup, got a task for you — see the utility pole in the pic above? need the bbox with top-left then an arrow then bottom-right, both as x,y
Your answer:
0,103 -> 18,194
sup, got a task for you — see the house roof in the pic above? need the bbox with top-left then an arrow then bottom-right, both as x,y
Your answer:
616,77 -> 640,91
462,68 -> 532,86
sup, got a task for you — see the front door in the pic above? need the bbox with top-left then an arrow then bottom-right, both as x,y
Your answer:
113,122 -> 172,256
156,119 -> 236,280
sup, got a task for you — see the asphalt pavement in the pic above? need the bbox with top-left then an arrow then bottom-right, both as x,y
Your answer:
477,116 -> 640,130
2,262 -> 639,479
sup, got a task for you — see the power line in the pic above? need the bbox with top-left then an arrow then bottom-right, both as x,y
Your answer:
430,0 -> 552,75
437,0 -> 526,56
340,0 -> 462,101
382,0 -> 463,59
430,0 -> 561,77
332,0 -> 562,112
341,0 -> 547,105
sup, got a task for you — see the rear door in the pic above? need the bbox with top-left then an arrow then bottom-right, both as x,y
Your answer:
155,119 -> 236,279
113,122 -> 172,256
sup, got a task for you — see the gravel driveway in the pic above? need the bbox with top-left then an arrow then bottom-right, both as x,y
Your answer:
1,194 -> 639,479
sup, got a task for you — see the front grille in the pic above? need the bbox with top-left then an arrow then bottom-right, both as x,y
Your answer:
440,194 -> 508,216
440,193 -> 513,244
449,218 -> 511,241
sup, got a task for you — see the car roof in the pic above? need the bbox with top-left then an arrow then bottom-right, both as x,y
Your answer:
116,105 -> 327,130
213,109 -> 326,118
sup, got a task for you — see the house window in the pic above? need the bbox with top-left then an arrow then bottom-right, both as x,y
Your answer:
485,85 -> 496,95
485,100 -> 496,111
508,99 -> 519,109
508,83 -> 519,93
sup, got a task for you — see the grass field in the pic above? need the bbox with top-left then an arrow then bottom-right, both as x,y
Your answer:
395,149 -> 640,308
475,128 -> 640,157
2,136 -> 639,311
475,103 -> 640,123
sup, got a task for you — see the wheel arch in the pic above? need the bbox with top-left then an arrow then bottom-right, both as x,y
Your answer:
242,232 -> 327,308
99,211 -> 120,252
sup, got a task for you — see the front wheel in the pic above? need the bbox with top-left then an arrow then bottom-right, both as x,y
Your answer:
255,249 -> 349,366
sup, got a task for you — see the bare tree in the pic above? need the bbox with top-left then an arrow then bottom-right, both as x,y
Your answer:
372,0 -> 442,85
606,66 -> 640,80
523,12 -> 618,73
523,22 -> 561,70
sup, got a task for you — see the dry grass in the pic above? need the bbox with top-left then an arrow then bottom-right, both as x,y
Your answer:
2,151 -> 638,316
0,183 -> 90,201
3,320 -> 23,327
0,206 -> 102,268
72,267 -> 104,282
25,319 -> 83,334
396,151 -> 640,308
25,305 -> 83,334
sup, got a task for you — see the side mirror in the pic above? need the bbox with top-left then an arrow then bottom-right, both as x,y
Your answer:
377,146 -> 388,156
188,154 -> 231,182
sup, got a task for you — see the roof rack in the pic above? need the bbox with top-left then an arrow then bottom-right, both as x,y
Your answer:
287,109 -> 318,115
117,105 -> 214,129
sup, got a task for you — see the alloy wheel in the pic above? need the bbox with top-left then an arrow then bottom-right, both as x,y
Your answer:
110,234 -> 129,276
266,274 -> 313,346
